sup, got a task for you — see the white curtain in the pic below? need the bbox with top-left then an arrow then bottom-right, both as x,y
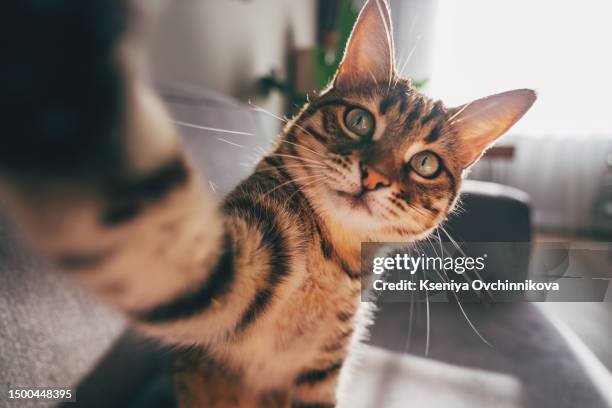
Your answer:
426,0 -> 612,136
469,134 -> 612,232
391,0 -> 612,232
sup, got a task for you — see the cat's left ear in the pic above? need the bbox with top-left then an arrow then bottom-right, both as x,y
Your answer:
450,89 -> 537,168
333,0 -> 395,90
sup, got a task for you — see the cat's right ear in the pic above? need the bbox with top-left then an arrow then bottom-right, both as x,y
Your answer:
333,0 -> 395,90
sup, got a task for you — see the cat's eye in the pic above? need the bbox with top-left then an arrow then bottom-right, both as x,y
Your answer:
344,108 -> 374,137
410,151 -> 440,178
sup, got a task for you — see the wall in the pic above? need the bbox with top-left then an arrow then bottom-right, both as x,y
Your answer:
148,0 -> 316,137
389,0 -> 438,87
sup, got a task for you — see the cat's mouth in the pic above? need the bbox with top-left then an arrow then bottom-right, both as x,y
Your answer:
334,189 -> 372,213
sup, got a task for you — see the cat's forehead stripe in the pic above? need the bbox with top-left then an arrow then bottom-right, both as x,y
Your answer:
403,96 -> 424,132
378,94 -> 398,115
311,98 -> 351,111
424,122 -> 443,143
421,100 -> 445,126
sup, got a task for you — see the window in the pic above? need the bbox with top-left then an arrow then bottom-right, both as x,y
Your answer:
426,0 -> 612,136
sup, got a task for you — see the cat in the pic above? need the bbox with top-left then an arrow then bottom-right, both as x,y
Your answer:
0,0 -> 535,407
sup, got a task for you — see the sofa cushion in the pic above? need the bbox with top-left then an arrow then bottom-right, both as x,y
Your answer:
369,302 -> 612,408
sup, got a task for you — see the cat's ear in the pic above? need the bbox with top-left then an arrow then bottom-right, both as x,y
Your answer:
450,89 -> 536,168
333,0 -> 395,90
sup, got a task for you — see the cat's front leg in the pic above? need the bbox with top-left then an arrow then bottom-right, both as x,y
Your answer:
290,361 -> 344,408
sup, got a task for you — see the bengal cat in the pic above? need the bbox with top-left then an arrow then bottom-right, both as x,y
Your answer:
0,0 -> 535,406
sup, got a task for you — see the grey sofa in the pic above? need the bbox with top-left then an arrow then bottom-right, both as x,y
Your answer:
1,83 -> 611,408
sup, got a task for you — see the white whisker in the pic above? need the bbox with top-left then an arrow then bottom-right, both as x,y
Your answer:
451,283 -> 492,347
368,69 -> 380,88
255,146 -> 268,155
262,174 -> 323,198
249,102 -> 323,146
174,120 -> 254,136
259,163 -> 328,174
285,176 -> 325,203
404,246 -> 416,353
439,226 -> 489,295
425,278 -> 430,356
399,226 -> 491,349
208,180 -> 217,193
447,102 -> 471,123
278,139 -> 326,159
396,40 -> 420,83
267,153 -> 328,168
432,265 -> 492,348
250,103 -> 288,124
448,100 -> 502,126
216,137 -> 244,148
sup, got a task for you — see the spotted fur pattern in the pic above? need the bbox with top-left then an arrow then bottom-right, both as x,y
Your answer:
0,0 -> 535,407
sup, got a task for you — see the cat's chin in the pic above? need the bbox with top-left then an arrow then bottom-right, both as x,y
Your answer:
333,190 -> 372,212
316,188 -> 390,232
314,187 -> 439,243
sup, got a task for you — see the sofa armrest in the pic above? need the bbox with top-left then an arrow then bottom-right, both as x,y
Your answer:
438,180 -> 533,287
445,180 -> 532,243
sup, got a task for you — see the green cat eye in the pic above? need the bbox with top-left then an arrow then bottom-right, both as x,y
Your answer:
410,151 -> 440,178
344,108 -> 374,137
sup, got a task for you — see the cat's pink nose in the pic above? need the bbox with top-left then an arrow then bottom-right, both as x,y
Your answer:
360,164 -> 391,191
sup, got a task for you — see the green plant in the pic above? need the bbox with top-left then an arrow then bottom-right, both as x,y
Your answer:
313,0 -> 359,88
